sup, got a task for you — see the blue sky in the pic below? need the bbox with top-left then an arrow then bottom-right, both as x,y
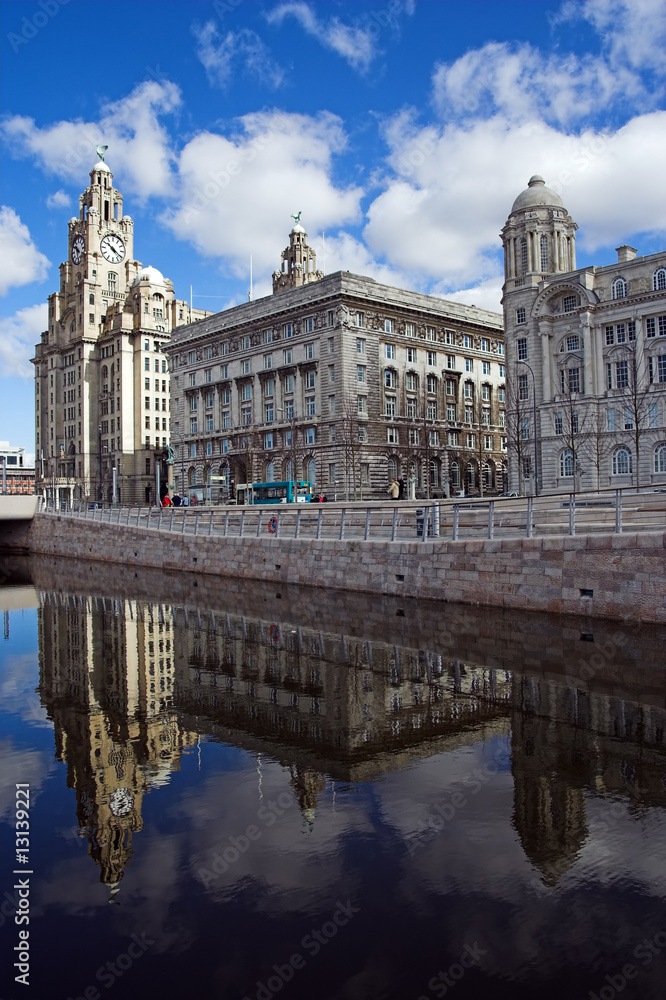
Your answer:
1,0 -> 665,461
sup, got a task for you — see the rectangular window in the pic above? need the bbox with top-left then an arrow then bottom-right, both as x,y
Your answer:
568,367 -> 581,393
427,401 -> 437,420
648,402 -> 658,428
188,350 -> 196,364
357,395 -> 367,414
482,361 -> 491,375
660,316 -> 666,336
406,346 -> 417,363
466,433 -> 475,448
446,354 -> 456,370
607,409 -> 616,432
518,373 -> 529,400
328,364 -> 335,383
426,326 -> 436,341
646,317 -> 656,338
328,395 -> 335,414
520,417 -> 530,440
241,406 -> 252,425
464,406 -> 473,423
220,364 -> 229,379
481,384 -> 490,400
190,417 -> 198,434
624,408 -> 634,430
221,388 -> 230,405
446,379 -> 455,395
284,374 -> 294,393
385,343 -> 396,360
264,354 -> 273,369
627,321 -> 636,341
465,357 -> 473,372
355,311 -> 364,327
464,382 -> 473,399
328,463 -> 336,484
407,398 -> 417,418
305,427 -> 315,444
616,323 -> 626,344
387,427 -> 398,444
205,415 -> 214,432
447,403 -> 456,421
463,335 -> 472,348
385,396 -> 396,417
304,317 -> 314,334
427,351 -> 437,366
264,330 -> 273,345
222,411 -> 230,429
221,340 -> 229,355
328,337 -> 334,354
264,432 -> 273,449
204,345 -> 213,360
405,322 -> 415,338
429,430 -> 440,447
241,384 -> 252,401
554,413 -> 563,435
517,338 -> 527,360
499,364 -> 505,378
264,378 -> 275,396
265,403 -> 274,423
563,295 -> 577,312
384,369 -> 396,388
384,318 -> 394,334
241,360 -> 251,375
408,428 -> 419,445
283,349 -> 293,365
189,396 -> 198,411
304,370 -> 315,389
406,372 -> 417,392
481,338 -> 489,352
305,342 -> 315,360
205,391 -> 214,407
356,337 -> 366,354
283,323 -> 292,339
482,408 -> 491,426
616,360 -> 629,388
305,396 -> 316,416
241,336 -> 250,350
484,435 -> 493,449
606,325 -> 615,346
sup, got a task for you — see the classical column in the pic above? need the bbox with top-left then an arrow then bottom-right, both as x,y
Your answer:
539,327 -> 552,402
580,312 -> 594,396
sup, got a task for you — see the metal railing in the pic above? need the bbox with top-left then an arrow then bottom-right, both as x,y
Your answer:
39,491 -> 665,542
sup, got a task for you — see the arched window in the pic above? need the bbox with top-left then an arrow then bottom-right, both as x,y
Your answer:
450,461 -> 460,487
306,457 -> 316,485
89,293 -> 94,305
560,450 -> 574,477
540,234 -> 549,272
430,460 -> 439,488
101,365 -> 108,380
187,466 -> 196,487
612,277 -> 627,299
387,457 -> 397,481
107,272 -> 117,293
520,237 -> 528,274
654,443 -> 666,474
264,460 -> 275,482
285,458 -> 294,481
653,268 -> 666,291
612,448 -> 632,475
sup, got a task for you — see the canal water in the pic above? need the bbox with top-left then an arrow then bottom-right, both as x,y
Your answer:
1,555 -> 665,1000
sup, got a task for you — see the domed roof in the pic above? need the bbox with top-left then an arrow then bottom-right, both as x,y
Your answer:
93,160 -> 111,172
510,175 -> 564,214
291,223 -> 305,235
132,265 -> 165,286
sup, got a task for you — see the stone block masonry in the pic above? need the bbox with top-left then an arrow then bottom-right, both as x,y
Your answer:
25,514 -> 666,624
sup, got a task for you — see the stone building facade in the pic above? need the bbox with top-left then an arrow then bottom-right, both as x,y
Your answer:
32,157 -> 208,506
166,225 -> 505,501
502,175 -> 666,494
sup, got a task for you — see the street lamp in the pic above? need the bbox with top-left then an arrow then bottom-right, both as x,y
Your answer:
517,360 -> 539,496
172,431 -> 185,498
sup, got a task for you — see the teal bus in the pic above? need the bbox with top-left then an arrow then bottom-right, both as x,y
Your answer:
235,480 -> 313,505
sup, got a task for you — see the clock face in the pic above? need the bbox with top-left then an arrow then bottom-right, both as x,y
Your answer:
109,788 -> 134,817
71,235 -> 85,265
100,233 -> 125,264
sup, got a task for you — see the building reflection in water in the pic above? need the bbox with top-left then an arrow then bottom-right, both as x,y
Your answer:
36,588 -> 666,894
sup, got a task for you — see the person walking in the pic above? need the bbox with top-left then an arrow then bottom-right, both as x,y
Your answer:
387,478 -> 399,500
398,477 -> 405,500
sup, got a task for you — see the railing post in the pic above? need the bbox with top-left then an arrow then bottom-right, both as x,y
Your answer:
256,510 -> 262,537
364,507 -> 371,541
568,493 -> 575,536
194,510 -> 200,535
169,507 -> 175,532
391,506 -> 398,541
526,496 -> 533,538
316,508 -> 323,539
146,507 -> 151,530
126,506 -> 131,525
432,502 -> 440,537
452,504 -> 459,541
240,510 -> 245,536
615,489 -> 623,534
157,506 -> 163,530
488,501 -> 494,539
295,509 -> 301,538
224,510 -> 229,536
339,509 -> 346,539
208,509 -> 214,536
421,506 -> 430,541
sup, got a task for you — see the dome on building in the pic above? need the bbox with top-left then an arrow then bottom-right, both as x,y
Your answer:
93,160 -> 111,172
291,223 -> 305,235
510,175 -> 564,214
132,265 -> 166,286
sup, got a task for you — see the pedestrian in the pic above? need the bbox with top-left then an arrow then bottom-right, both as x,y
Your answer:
387,478 -> 399,500
172,494 -> 181,507
182,495 -> 189,507
398,477 -> 405,500
161,493 -> 171,507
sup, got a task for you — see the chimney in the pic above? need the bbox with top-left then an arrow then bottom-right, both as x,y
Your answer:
616,245 -> 637,263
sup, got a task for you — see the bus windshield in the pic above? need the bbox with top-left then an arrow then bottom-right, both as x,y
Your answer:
235,480 -> 312,505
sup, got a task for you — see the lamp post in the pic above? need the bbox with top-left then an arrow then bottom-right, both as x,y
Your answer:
172,431 -> 185,498
517,360 -> 539,496
98,424 -> 103,502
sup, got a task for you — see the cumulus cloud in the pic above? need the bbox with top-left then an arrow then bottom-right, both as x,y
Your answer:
46,189 -> 70,210
1,80 -> 181,201
0,207 -> 50,296
362,105 -> 666,293
166,110 -> 363,280
266,2 -> 379,72
193,22 -> 284,89
0,303 -> 47,377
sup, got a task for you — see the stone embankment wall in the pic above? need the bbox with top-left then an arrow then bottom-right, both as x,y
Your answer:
25,514 -> 666,623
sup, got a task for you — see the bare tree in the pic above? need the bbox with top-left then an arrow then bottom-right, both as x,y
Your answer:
339,399 -> 363,499
504,374 -> 529,494
611,344 -> 654,489
581,402 -> 615,490
558,372 -> 589,493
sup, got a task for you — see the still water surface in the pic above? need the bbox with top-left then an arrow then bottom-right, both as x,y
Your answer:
0,556 -> 665,1000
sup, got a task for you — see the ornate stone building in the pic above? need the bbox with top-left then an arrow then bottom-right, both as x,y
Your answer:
32,156 -> 208,506
502,175 -> 666,494
166,224 -> 505,501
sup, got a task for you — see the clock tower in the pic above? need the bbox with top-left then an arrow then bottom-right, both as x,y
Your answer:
32,155 -> 209,506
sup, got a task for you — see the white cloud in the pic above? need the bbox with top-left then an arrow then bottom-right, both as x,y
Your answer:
266,2 -> 379,72
193,22 -> 284,89
166,110 -> 363,281
438,279 -> 504,315
46,189 -> 71,210
1,80 -> 181,201
0,303 -> 47,377
362,109 -> 666,291
0,207 -> 50,296
554,0 -> 666,76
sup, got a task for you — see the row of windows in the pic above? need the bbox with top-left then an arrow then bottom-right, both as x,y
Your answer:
385,427 -> 505,450
559,444 -> 666,477
382,342 -> 503,365
552,403 -> 660,434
